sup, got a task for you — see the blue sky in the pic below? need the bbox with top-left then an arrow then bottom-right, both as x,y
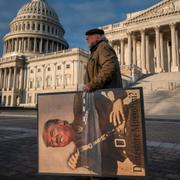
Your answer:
0,0 -> 161,56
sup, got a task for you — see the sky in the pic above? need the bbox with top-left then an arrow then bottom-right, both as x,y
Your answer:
0,0 -> 161,56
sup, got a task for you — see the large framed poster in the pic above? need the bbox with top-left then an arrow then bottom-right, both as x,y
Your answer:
38,88 -> 147,177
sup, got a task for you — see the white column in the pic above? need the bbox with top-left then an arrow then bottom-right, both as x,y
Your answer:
8,41 -> 10,53
23,68 -> 27,90
146,35 -> 150,73
170,23 -> 179,72
132,35 -> 137,65
167,40 -> 171,72
127,33 -> 132,66
40,38 -> 43,53
141,30 -> 147,73
18,39 -> 21,52
176,30 -> 180,68
21,38 -> 23,52
9,40 -> 11,52
34,38 -> 37,52
13,67 -> 17,90
160,32 -> 165,72
24,38 -> 26,52
35,22 -> 38,31
17,39 -> 19,52
28,38 -> 30,52
52,41 -> 54,52
7,68 -> 12,90
13,39 -> 15,52
15,39 -> 17,52
3,68 -> 7,90
114,43 -> 120,61
155,26 -> 162,72
19,68 -> 24,90
120,39 -> 125,65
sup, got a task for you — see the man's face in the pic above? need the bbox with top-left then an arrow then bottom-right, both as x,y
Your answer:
86,34 -> 101,48
45,120 -> 74,147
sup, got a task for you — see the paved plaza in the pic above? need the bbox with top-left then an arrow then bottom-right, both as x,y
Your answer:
0,110 -> 179,180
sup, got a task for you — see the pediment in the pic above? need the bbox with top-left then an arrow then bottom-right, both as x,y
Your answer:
125,0 -> 180,24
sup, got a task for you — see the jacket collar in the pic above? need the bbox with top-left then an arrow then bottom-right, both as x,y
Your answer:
90,40 -> 104,53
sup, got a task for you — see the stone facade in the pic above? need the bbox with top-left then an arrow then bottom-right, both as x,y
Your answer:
101,0 -> 180,75
0,0 -> 88,107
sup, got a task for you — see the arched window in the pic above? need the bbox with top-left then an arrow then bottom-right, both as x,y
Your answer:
27,23 -> 30,30
37,68 -> 41,72
19,24 -> 21,31
57,65 -> 61,70
38,23 -> 40,31
43,24 -> 45,31
32,23 -> 35,30
8,96 -> 11,106
66,64 -> 70,69
3,96 -> 6,106
22,23 -> 25,31
52,27 -> 54,34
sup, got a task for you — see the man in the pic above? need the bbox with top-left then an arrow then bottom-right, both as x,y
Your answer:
83,28 -> 125,180
83,28 -> 123,92
43,119 -> 75,148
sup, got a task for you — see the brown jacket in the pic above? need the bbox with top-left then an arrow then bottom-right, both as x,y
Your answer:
84,40 -> 123,90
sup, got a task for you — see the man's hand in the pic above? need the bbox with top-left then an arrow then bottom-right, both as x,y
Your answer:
67,150 -> 80,170
110,99 -> 125,127
83,84 -> 92,92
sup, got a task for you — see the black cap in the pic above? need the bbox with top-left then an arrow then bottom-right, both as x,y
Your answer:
85,28 -> 104,36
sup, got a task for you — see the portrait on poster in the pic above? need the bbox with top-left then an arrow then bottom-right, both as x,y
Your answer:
38,88 -> 147,177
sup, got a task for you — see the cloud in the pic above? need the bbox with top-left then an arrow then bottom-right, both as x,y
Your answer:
116,0 -> 161,12
53,0 -> 120,26
0,0 -> 161,55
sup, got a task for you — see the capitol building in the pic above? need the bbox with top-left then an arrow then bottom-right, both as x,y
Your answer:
0,0 -> 180,107
101,0 -> 180,79
0,0 -> 88,107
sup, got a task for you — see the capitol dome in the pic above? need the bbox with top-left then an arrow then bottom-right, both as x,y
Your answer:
17,0 -> 59,23
3,0 -> 69,57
